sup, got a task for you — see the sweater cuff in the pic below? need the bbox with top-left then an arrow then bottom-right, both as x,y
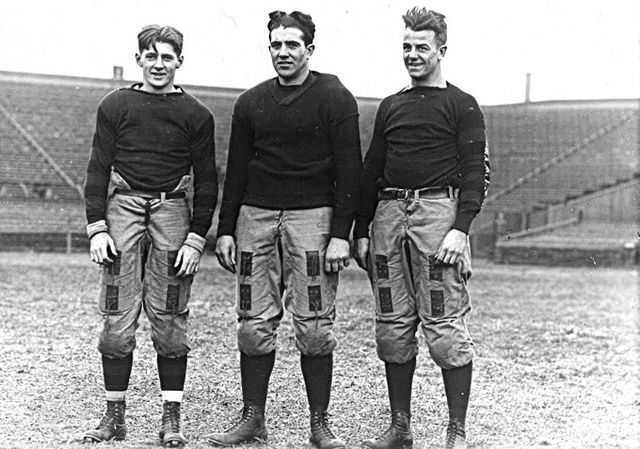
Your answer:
452,212 -> 474,235
183,232 -> 206,253
87,220 -> 108,239
330,216 -> 353,240
353,219 -> 371,239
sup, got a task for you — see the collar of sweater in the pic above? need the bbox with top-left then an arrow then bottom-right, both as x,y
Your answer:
268,71 -> 318,106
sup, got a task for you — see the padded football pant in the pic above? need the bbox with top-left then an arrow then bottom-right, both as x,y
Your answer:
369,195 -> 474,369
97,174 -> 192,359
234,205 -> 338,357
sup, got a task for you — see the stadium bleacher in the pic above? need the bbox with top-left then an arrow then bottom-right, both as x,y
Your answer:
0,70 -> 637,264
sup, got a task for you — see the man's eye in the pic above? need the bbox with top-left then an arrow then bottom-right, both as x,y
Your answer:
271,43 -> 281,49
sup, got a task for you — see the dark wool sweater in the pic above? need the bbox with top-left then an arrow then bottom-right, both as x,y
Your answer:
84,85 -> 218,238
216,71 -> 362,240
354,83 -> 489,237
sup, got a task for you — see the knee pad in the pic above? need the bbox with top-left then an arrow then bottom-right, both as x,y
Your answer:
98,332 -> 136,359
237,318 -> 276,356
296,325 -> 336,357
375,321 -> 419,364
428,337 -> 473,370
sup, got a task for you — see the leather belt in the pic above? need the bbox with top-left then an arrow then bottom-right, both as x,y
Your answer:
113,187 -> 186,200
378,186 -> 457,201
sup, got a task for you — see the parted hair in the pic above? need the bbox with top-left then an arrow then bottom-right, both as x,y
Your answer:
137,25 -> 184,56
267,11 -> 316,46
402,7 -> 447,46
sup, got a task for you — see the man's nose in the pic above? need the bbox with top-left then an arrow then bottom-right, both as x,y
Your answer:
277,46 -> 289,58
407,47 -> 418,59
153,56 -> 164,67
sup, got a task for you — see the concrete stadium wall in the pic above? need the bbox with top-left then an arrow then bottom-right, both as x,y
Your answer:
547,178 -> 639,223
495,244 -> 638,267
0,232 -> 89,253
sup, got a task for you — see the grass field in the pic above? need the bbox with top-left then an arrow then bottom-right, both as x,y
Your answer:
0,253 -> 638,449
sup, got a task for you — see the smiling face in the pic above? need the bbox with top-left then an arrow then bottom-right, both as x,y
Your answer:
136,41 -> 182,94
402,28 -> 446,87
269,26 -> 314,85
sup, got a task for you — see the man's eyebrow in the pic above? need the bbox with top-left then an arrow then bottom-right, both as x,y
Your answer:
271,39 -> 301,44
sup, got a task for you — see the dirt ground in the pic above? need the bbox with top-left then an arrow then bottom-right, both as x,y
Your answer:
0,252 -> 638,449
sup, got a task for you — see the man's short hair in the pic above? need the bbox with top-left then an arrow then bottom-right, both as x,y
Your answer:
137,25 -> 184,56
402,7 -> 447,47
267,11 -> 316,46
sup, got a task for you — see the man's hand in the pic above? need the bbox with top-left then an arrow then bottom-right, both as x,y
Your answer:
324,237 -> 350,273
89,232 -> 117,265
435,228 -> 467,265
354,237 -> 370,271
215,235 -> 237,273
175,244 -> 201,277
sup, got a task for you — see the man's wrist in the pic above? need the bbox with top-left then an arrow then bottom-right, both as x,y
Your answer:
87,220 -> 108,239
183,232 -> 206,253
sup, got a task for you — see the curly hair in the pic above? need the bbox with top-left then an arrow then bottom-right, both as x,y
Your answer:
402,7 -> 447,46
267,10 -> 316,46
137,25 -> 184,56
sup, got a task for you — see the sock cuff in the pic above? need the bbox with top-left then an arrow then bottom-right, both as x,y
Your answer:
162,390 -> 184,403
105,390 -> 126,402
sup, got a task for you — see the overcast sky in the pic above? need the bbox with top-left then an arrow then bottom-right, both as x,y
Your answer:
2,0 -> 639,105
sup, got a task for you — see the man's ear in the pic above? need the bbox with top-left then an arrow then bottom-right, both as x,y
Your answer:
177,55 -> 184,68
135,53 -> 142,67
438,45 -> 447,60
306,44 -> 315,58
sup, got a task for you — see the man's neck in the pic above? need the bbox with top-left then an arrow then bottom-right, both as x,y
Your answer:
410,69 -> 446,88
138,83 -> 180,94
278,69 -> 310,86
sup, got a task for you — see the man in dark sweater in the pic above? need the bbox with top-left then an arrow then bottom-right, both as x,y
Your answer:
354,7 -> 489,449
83,25 -> 217,448
209,10 -> 361,449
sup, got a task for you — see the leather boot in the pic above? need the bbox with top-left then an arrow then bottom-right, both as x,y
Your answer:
83,400 -> 126,443
362,410 -> 413,449
207,404 -> 267,446
309,408 -> 345,449
159,401 -> 188,448
444,419 -> 466,449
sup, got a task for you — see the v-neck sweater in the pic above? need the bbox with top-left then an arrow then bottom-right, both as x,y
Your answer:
217,71 -> 362,240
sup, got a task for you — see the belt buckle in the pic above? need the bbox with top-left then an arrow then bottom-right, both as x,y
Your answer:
396,189 -> 411,201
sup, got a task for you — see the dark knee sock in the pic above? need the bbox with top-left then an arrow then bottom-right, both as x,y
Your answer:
241,351 -> 276,408
385,358 -> 416,414
442,361 -> 472,426
102,353 -> 133,392
300,353 -> 333,410
157,355 -> 188,392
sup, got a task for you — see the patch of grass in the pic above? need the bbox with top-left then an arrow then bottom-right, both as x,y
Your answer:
0,253 -> 638,448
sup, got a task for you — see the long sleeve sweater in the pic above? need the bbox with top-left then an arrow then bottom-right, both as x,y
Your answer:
84,85 -> 218,238
354,83 -> 489,238
216,71 -> 362,240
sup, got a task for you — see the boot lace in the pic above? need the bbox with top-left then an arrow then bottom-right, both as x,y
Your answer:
162,402 -> 182,433
445,420 -> 466,449
226,405 -> 259,432
97,402 -> 124,430
311,411 -> 337,441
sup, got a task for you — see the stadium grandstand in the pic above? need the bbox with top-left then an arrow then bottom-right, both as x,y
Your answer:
0,69 -> 637,265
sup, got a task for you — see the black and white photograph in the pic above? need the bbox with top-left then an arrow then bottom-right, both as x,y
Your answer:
0,0 -> 638,448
